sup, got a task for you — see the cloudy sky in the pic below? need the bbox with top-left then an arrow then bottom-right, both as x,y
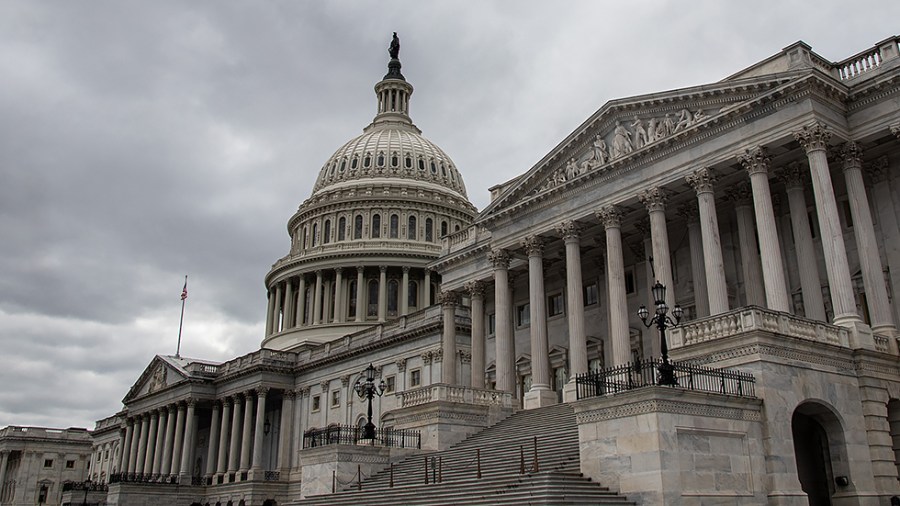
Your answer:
1,1 -> 897,429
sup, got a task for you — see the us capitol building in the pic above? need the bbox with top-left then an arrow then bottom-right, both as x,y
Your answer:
4,34 -> 900,505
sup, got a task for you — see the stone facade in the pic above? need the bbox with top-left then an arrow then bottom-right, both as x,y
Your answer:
0,426 -> 92,506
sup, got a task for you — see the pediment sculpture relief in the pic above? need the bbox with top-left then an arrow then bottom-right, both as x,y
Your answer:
147,363 -> 167,393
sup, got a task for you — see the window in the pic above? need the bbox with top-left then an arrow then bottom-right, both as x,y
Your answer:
430,161 -> 437,174
405,156 -> 412,169
517,303 -> 530,327
38,485 -> 48,504
408,281 -> 418,308
302,227 -> 307,249
488,313 -> 496,336
391,154 -> 398,167
311,223 -> 319,247
340,159 -> 346,172
354,215 -> 363,239
410,369 -> 422,387
312,395 -> 321,412
387,279 -> 399,316
323,219 -> 331,244
371,214 -> 381,238
377,153 -> 385,167
441,221 -> 448,237
408,216 -> 417,240
390,214 -> 399,238
351,156 -> 358,169
364,155 -> 371,168
331,390 -> 341,408
425,218 -> 434,242
624,268 -> 636,295
367,280 -> 379,317
338,217 -> 346,241
418,158 -> 425,171
548,293 -> 564,317
66,460 -> 75,469
44,459 -> 54,468
384,375 -> 396,393
348,280 -> 357,318
584,283 -> 599,306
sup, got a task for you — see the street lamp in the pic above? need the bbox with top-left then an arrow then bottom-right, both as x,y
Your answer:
81,478 -> 92,506
637,281 -> 683,386
354,363 -> 386,440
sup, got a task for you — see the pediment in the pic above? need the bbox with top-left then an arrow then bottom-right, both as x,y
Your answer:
122,355 -> 189,403
479,73 -> 803,221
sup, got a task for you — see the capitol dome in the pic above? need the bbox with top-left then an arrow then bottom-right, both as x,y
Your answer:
261,38 -> 477,351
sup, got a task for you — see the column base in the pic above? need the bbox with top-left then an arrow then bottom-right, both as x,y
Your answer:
523,388 -> 558,409
562,379 -> 579,403
833,315 -> 875,351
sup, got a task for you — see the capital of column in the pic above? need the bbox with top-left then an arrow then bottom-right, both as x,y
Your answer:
776,161 -> 807,190
334,267 -> 343,275
356,265 -> 365,274
298,386 -> 310,397
149,410 -> 159,420
839,141 -> 863,171
686,167 -> 717,194
185,398 -> 196,408
432,348 -> 443,363
402,266 -> 410,273
522,235 -> 544,257
421,351 -> 433,364
738,146 -> 771,176
319,380 -> 330,390
255,386 -> 269,398
379,265 -> 387,273
168,404 -> 178,414
725,181 -> 753,206
868,156 -> 890,183
283,389 -> 296,400
222,397 -> 233,408
676,203 -> 699,222
891,122 -> 900,140
340,375 -> 350,387
793,122 -> 831,153
396,358 -> 407,372
438,290 -> 459,307
488,249 -> 510,269
595,205 -> 623,229
555,220 -> 581,241
464,280 -> 486,299
637,186 -> 667,212
232,394 -> 244,406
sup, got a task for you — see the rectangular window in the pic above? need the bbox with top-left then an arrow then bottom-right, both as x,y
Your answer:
548,293 -> 564,317
66,460 -> 75,469
584,283 -> 599,306
488,313 -> 496,336
331,390 -> 341,408
410,369 -> 422,387
312,395 -> 321,412
44,459 -> 54,468
624,268 -> 636,295
517,303 -> 530,327
384,375 -> 396,393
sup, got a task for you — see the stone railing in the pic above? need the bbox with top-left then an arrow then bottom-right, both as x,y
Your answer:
835,36 -> 900,80
668,306 -> 850,349
397,384 -> 515,409
441,225 -> 491,256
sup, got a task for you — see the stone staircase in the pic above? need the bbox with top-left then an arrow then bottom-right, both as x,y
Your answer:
292,403 -> 634,505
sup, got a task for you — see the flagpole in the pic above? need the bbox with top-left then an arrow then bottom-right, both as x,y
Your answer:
176,275 -> 187,358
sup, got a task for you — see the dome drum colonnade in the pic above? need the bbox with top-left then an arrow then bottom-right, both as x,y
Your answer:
436,120 -> 900,408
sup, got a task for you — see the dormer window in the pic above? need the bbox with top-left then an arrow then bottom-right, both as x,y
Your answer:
418,159 -> 425,171
364,155 -> 371,168
405,156 -> 412,168
340,159 -> 346,172
377,153 -> 385,167
351,156 -> 358,169
430,160 -> 437,174
391,153 -> 399,167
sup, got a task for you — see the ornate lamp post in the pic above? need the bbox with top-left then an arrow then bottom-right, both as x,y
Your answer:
354,363 -> 386,440
637,281 -> 683,386
81,478 -> 92,506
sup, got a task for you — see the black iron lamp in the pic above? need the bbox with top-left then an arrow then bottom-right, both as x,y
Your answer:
82,478 -> 92,506
637,281 -> 683,386
354,363 -> 386,439
263,417 -> 271,436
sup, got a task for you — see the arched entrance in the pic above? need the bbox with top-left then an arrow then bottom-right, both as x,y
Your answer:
791,401 -> 850,505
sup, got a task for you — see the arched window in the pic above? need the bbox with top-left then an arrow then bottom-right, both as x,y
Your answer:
391,153 -> 398,167
323,219 -> 331,244
351,156 -> 358,170
340,159 -> 346,172
377,153 -> 385,167
387,279 -> 399,316
430,161 -> 437,174
348,280 -> 357,318
405,156 -> 412,168
441,221 -> 448,237
312,223 -> 319,247
364,155 -> 371,168
354,215 -> 363,239
338,217 -> 346,241
302,227 -> 308,249
425,218 -> 433,242
441,163 -> 447,177
408,280 -> 418,308
367,280 -> 379,317
408,216 -> 417,240
390,214 -> 399,239
418,159 -> 425,171
455,224 -> 460,232
371,214 -> 381,238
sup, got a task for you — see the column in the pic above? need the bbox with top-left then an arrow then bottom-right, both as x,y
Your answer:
739,147 -> 790,311
597,206 -> 632,366
841,141 -> 897,343
778,163 -> 827,321
127,416 -> 141,473
794,123 -> 867,341
283,279 -> 294,329
178,400 -> 196,480
278,390 -> 295,472
295,275 -> 307,327
726,183 -> 766,307
678,205 -> 709,317
142,411 -> 158,476
466,281 -> 486,389
152,408 -> 167,475
265,289 -> 275,336
240,392 -> 254,473
686,167 -> 730,315
135,414 -> 149,475
120,419 -> 134,476
489,250 -> 515,394
869,156 -> 900,331
313,270 -> 323,325
423,269 -> 432,306
170,402 -> 186,475
522,235 -> 555,408
334,268 -> 344,323
638,187 -> 676,310
216,398 -> 232,476
160,405 -> 176,476
439,291 -> 458,384
251,388 -> 268,474
272,283 -> 283,333
401,267 -> 410,316
355,267 -> 365,323
0,451 -> 8,498
323,279 -> 333,323
228,395 -> 243,473
378,266 -> 387,321
557,221 -> 587,402
206,402 -> 221,478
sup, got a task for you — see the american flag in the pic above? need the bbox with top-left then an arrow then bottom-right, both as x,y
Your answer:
181,276 -> 188,301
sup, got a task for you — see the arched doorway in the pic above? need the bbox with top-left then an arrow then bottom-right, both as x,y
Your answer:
791,401 -> 850,505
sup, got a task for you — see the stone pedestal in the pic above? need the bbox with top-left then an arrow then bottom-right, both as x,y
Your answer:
298,445 -> 419,499
523,388 -> 558,409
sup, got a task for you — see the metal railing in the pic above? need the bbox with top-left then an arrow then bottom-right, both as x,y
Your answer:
575,357 -> 756,399
303,425 -> 421,449
107,473 -> 179,485
61,481 -> 108,492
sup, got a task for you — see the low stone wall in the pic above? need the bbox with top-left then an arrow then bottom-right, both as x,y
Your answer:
573,387 -> 767,505
299,445 -> 421,499
105,482 -> 203,506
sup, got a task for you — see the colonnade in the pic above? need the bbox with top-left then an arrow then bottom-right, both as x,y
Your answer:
118,400 -> 198,481
89,441 -> 117,482
440,122 -> 898,407
265,266 -> 435,336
